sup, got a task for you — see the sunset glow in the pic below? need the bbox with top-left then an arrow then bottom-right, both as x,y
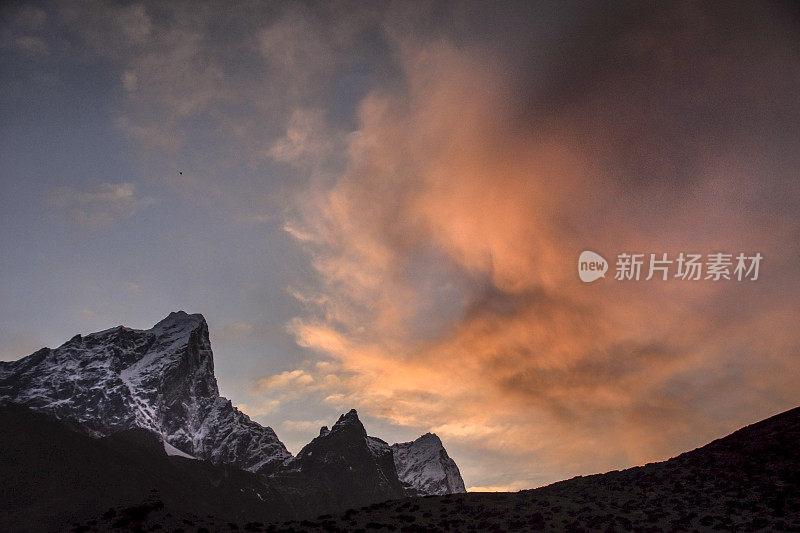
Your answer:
2,1 -> 798,493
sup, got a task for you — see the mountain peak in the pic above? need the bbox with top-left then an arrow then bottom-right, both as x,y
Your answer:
292,409 -> 406,508
391,432 -> 466,495
336,408 -> 359,423
152,311 -> 206,334
0,313 -> 467,503
0,312 -> 290,473
418,432 -> 442,444
332,409 -> 366,437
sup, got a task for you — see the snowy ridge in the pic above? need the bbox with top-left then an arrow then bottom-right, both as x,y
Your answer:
366,435 -> 392,458
0,311 -> 290,472
391,433 -> 467,495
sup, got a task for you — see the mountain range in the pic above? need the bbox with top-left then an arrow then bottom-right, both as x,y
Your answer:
3,311 -> 795,531
0,311 -> 465,530
299,404 -> 799,531
4,399 -> 798,531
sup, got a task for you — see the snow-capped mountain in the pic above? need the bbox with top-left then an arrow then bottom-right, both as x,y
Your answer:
0,311 -> 290,473
392,433 -> 467,495
0,310 -> 466,500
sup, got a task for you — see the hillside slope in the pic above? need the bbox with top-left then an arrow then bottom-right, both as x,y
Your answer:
273,405 -> 800,531
0,404 -> 301,532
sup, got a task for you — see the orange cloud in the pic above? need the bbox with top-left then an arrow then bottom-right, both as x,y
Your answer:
276,3 -> 800,489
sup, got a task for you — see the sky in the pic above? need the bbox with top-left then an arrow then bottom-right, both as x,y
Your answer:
1,0 -> 799,491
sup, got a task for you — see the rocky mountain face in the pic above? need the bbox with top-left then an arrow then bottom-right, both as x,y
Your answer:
283,409 -> 407,510
0,311 -> 465,510
392,433 -> 467,495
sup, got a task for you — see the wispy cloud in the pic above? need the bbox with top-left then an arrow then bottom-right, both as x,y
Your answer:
44,182 -> 158,229
1,5 -> 48,57
234,399 -> 280,419
13,35 -> 48,55
254,369 -> 314,392
268,108 -> 333,165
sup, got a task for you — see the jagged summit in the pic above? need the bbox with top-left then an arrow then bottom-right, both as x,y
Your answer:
152,310 -> 206,332
332,408 -> 367,436
291,409 -> 406,509
0,311 -> 290,473
294,408 -> 466,497
339,408 -> 359,420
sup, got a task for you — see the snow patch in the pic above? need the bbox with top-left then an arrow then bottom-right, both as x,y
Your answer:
164,440 -> 196,459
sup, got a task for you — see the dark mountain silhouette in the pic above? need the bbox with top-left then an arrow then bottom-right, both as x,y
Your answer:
0,404 -> 297,532
288,409 -> 406,509
274,405 -> 800,531
0,403 -> 428,531
6,403 -> 798,531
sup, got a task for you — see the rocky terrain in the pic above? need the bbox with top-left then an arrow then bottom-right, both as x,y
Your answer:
269,405 -> 800,531
0,404 -> 297,532
14,402 -> 796,531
